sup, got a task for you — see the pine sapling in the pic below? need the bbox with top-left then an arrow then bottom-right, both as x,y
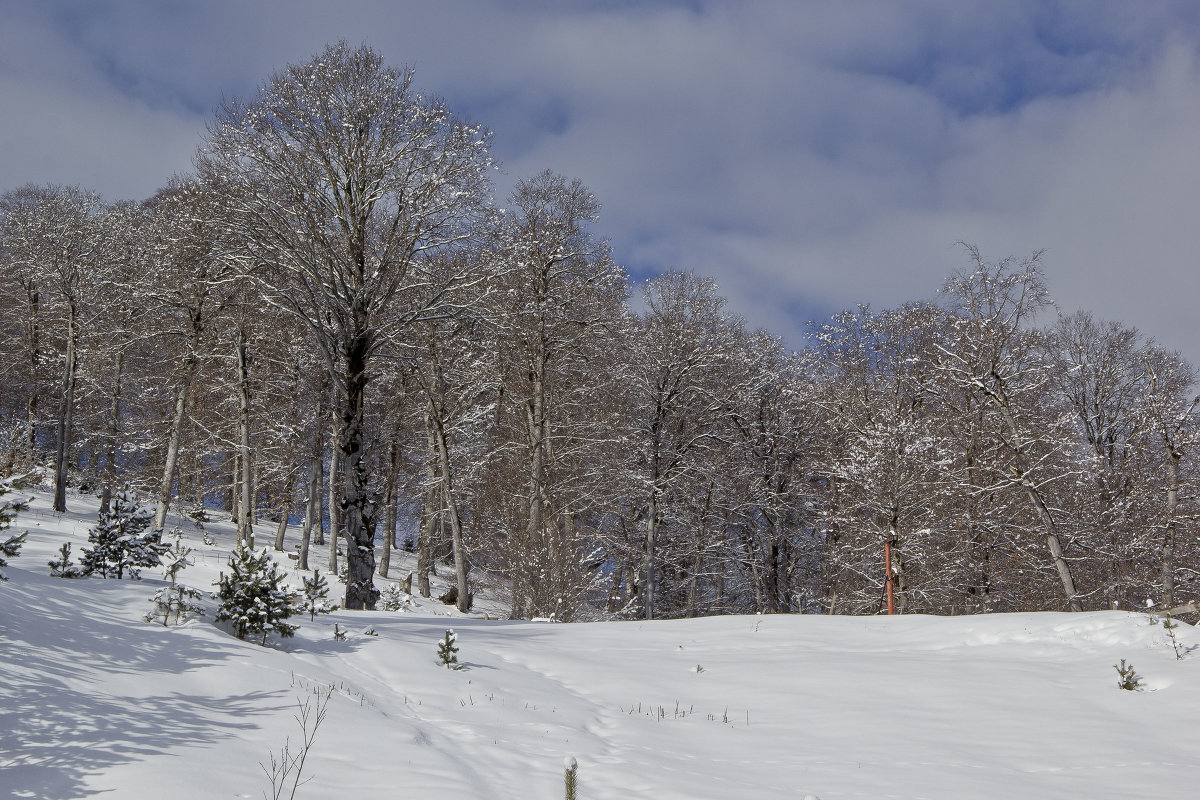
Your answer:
188,503 -> 209,525
145,585 -> 205,627
48,542 -> 81,577
300,569 -> 336,621
1162,614 -> 1188,661
214,547 -> 299,645
0,532 -> 26,580
563,756 -> 578,800
0,474 -> 30,580
80,489 -> 168,579
1114,659 -> 1143,691
161,534 -> 194,587
437,628 -> 460,669
379,583 -> 412,611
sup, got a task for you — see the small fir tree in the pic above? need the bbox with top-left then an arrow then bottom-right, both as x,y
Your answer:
437,628 -> 459,669
161,532 -> 193,587
145,585 -> 205,627
564,757 -> 579,800
215,547 -> 299,645
300,569 -> 336,621
0,532 -> 26,580
379,583 -> 411,612
187,502 -> 209,525
1162,614 -> 1189,661
80,489 -> 169,579
0,474 -> 30,581
1114,659 -> 1143,691
48,542 -> 81,577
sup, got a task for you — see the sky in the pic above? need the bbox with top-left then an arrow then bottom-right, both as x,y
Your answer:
3,0 -> 1200,358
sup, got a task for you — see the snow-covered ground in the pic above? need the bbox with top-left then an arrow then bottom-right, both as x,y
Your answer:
3,486 -> 1198,799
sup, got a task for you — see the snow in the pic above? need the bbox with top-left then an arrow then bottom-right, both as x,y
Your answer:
3,487 -> 1199,799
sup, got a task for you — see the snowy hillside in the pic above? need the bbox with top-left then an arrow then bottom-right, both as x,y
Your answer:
3,487 -> 1198,800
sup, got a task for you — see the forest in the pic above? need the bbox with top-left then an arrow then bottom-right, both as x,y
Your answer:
2,42 -> 1197,620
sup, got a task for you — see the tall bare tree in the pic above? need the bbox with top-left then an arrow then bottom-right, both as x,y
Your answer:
937,246 -> 1084,611
488,171 -> 629,619
198,42 -> 494,609
0,185 -> 106,511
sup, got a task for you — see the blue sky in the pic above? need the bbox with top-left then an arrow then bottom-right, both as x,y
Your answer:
4,0 -> 1200,358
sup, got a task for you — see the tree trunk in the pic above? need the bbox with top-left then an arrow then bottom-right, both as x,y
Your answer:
997,405 -> 1082,611
1161,449 -> 1181,607
273,498 -> 290,551
429,405 -> 470,612
327,413 -> 342,574
377,436 -> 400,578
338,338 -> 379,610
52,307 -> 78,512
299,452 -> 320,572
230,453 -> 240,524
273,471 -> 295,551
99,349 -> 124,514
524,366 -> 548,619
643,489 -> 659,619
417,475 -> 437,598
151,375 -> 194,532
236,329 -> 254,549
1024,484 -> 1082,611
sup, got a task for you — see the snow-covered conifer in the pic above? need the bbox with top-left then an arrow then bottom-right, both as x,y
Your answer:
145,585 -> 204,627
0,532 -> 26,581
379,583 -> 411,612
161,531 -> 193,587
0,474 -> 30,580
300,569 -> 336,621
214,547 -> 298,644
80,489 -> 168,579
437,628 -> 459,668
48,542 -> 81,577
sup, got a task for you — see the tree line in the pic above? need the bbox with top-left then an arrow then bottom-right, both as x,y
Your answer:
2,43 -> 1196,619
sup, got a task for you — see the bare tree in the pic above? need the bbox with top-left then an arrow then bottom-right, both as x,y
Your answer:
626,271 -> 742,618
487,171 -> 629,619
813,304 -> 951,613
198,42 -> 494,609
0,185 -> 107,511
1139,346 -> 1200,607
937,246 -> 1084,611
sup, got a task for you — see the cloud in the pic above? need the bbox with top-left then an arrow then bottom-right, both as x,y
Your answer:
4,0 -> 1200,360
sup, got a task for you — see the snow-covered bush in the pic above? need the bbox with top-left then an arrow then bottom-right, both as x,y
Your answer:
299,569 -> 336,621
0,474 -> 30,581
215,547 -> 298,645
79,489 -> 169,579
437,628 -> 459,668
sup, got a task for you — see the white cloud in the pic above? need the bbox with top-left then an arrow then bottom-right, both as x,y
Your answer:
4,0 -> 1200,358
